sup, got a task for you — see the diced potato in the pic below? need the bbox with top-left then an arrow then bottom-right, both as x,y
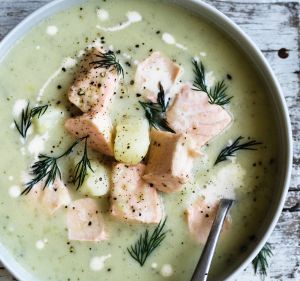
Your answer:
77,159 -> 111,197
114,116 -> 150,165
33,107 -> 64,134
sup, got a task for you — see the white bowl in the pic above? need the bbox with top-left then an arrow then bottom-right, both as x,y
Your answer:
0,0 -> 293,280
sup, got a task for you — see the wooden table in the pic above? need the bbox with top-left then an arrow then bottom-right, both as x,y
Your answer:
0,0 -> 299,280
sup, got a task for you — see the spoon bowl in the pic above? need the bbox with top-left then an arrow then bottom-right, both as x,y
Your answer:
191,199 -> 234,281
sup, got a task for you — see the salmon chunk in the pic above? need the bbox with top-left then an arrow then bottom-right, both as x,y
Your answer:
68,47 -> 119,112
110,163 -> 164,224
28,179 -> 71,215
65,108 -> 114,156
135,51 -> 181,102
186,198 -> 230,244
143,130 -> 200,193
167,84 -> 232,147
67,198 -> 107,241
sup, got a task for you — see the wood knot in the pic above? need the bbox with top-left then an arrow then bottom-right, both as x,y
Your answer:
278,48 -> 289,59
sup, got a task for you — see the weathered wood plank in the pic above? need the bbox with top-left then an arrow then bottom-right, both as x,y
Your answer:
284,191 -> 300,210
236,211 -> 300,281
0,0 -> 299,280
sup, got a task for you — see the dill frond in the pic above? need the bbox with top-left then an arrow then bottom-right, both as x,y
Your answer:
128,218 -> 168,266
192,59 -> 232,106
252,242 -> 273,280
73,137 -> 94,190
90,50 -> 124,77
139,83 -> 175,133
22,137 -> 89,195
14,103 -> 48,138
214,136 -> 262,165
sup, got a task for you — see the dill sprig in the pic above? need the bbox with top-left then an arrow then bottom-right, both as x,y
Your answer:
139,83 -> 175,133
90,50 -> 124,77
128,218 -> 168,266
22,155 -> 61,195
14,103 -> 48,138
192,59 -> 232,106
22,137 -> 87,195
73,137 -> 94,190
252,242 -> 273,280
214,136 -> 262,165
193,59 -> 207,93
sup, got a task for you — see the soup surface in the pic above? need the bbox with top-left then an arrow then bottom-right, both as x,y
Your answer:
0,0 -> 278,280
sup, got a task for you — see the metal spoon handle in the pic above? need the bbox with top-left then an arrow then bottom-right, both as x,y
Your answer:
191,199 -> 233,281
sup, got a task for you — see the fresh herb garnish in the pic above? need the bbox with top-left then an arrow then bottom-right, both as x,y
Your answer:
214,136 -> 261,165
14,103 -> 48,138
252,242 -> 273,280
192,59 -> 232,106
90,50 -> 124,77
73,137 -> 94,190
139,83 -> 175,133
22,136 -> 90,195
128,218 -> 168,266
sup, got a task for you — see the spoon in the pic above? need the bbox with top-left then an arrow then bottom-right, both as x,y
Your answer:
191,199 -> 234,281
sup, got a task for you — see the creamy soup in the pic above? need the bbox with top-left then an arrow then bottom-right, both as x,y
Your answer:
0,0 -> 278,281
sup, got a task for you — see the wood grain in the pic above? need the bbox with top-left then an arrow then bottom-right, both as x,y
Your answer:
0,0 -> 299,280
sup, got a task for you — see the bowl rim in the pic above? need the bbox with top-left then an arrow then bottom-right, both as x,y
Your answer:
0,0 -> 293,280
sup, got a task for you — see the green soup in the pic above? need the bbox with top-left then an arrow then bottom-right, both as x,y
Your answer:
0,0 -> 278,280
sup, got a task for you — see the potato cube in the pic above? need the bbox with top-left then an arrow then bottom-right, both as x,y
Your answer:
76,159 -> 110,197
114,116 -> 150,165
33,107 -> 64,134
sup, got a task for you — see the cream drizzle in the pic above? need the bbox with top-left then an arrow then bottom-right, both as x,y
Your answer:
89,254 -> 111,271
12,99 -> 27,117
35,238 -> 48,250
8,185 -> 21,198
160,264 -> 174,277
162,33 -> 187,50
36,57 -> 77,101
36,68 -> 61,102
46,25 -> 58,36
97,9 -> 109,21
96,11 -> 142,32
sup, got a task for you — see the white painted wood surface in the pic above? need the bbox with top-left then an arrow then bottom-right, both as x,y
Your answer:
0,0 -> 299,280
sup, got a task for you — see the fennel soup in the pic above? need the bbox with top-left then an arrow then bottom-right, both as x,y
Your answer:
0,0 -> 278,280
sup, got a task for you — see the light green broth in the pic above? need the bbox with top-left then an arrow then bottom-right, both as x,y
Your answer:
0,0 -> 278,280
